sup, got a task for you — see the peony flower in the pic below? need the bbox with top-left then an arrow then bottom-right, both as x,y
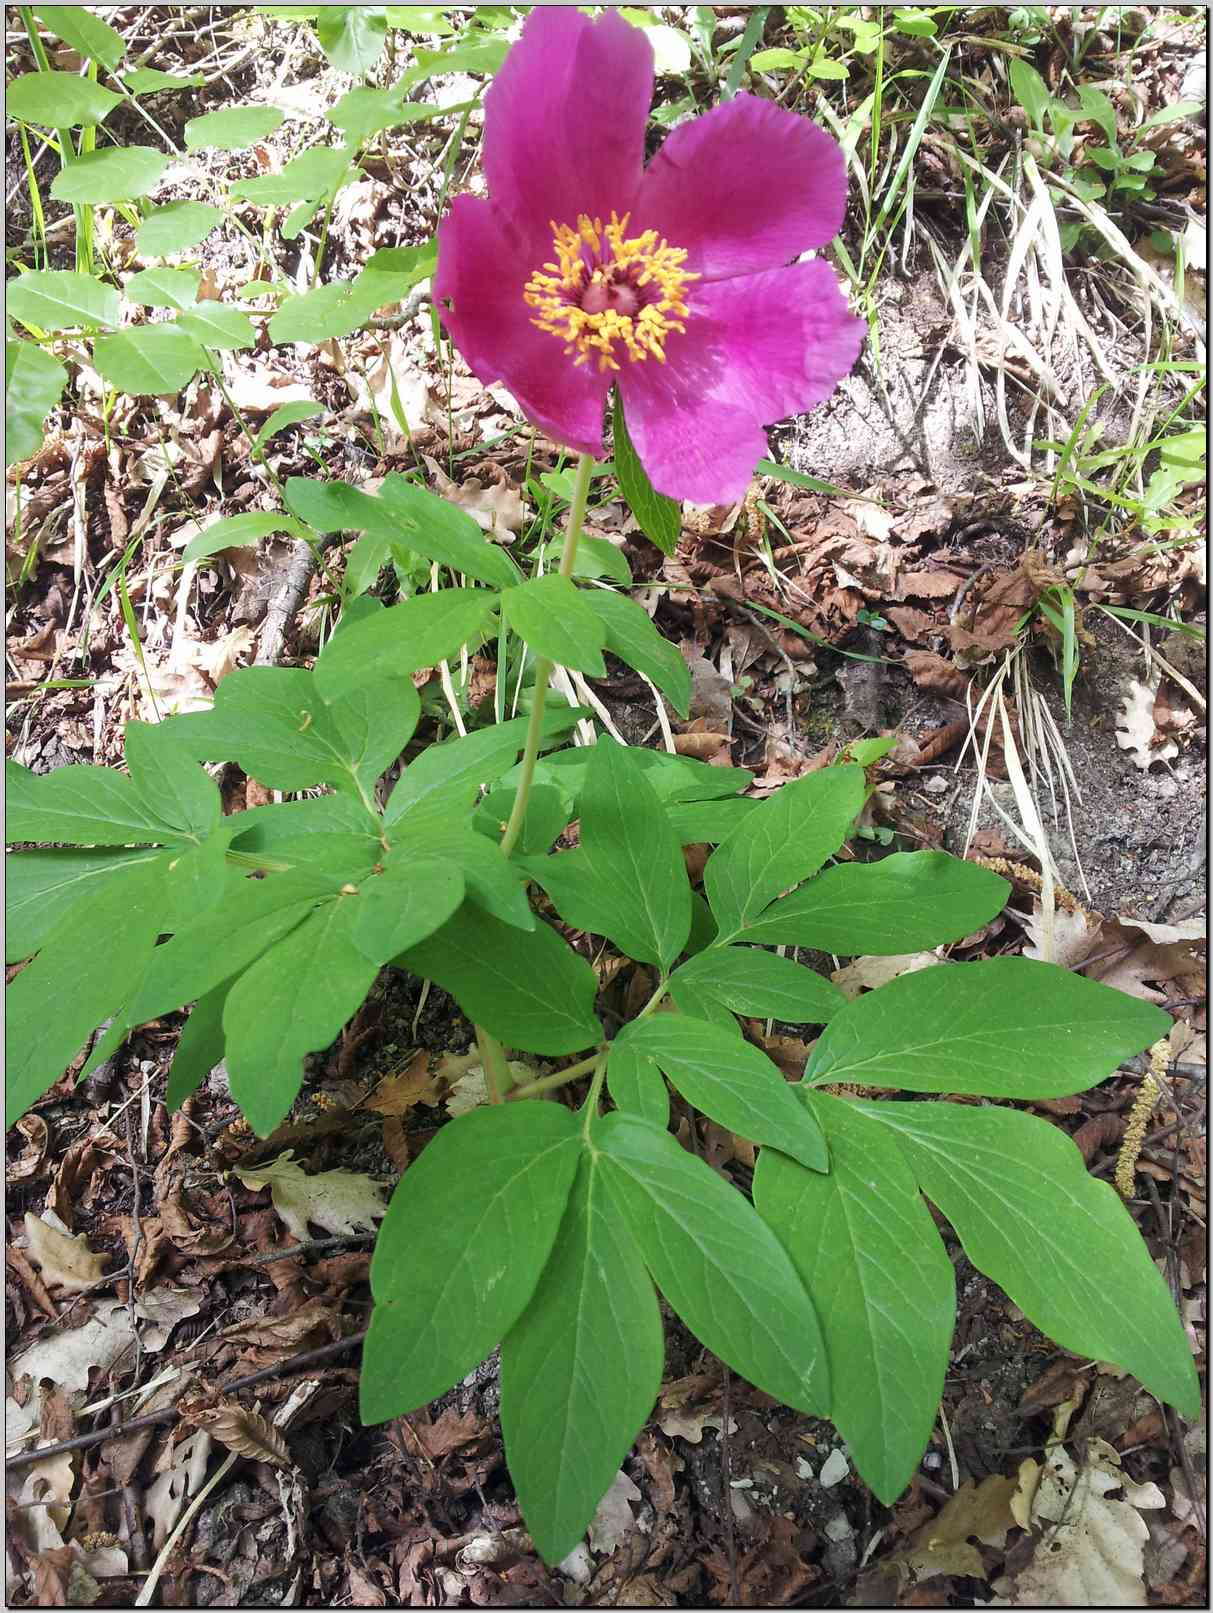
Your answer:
434,7 -> 866,505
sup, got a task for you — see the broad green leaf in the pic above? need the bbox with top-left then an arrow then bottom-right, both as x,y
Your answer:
6,71 -> 121,127
474,782 -> 570,857
134,202 -> 224,257
706,764 -> 864,941
1077,83 -> 1118,144
362,1102 -> 581,1419
500,575 -> 607,675
550,532 -> 632,586
123,720 -> 220,840
865,1100 -> 1200,1419
229,147 -> 353,205
175,305 -> 256,350
739,852 -> 1010,954
400,908 -> 602,1056
7,271 -> 120,332
50,146 -> 168,204
92,325 -> 209,395
5,757 -> 174,846
502,1152 -> 663,1564
5,855 -> 167,1120
576,741 -> 690,969
313,588 -> 496,701
755,1092 -> 954,1503
283,475 -> 383,532
6,847 -> 164,963
672,946 -> 845,1024
616,1017 -> 827,1171
606,1037 -> 669,1127
123,267 -> 200,310
123,68 -> 206,93
168,664 -> 419,794
643,754 -> 754,803
270,279 -> 388,344
350,856 -> 465,963
665,979 -> 742,1033
182,511 -> 312,564
224,896 -> 379,1134
34,6 -> 125,69
612,393 -> 680,555
6,340 -> 67,464
807,957 -> 1171,1099
157,825 -> 233,923
327,86 -> 441,142
398,819 -> 537,930
1009,57 -> 1051,130
315,4 -> 388,72
383,708 -> 582,831
229,792 -> 380,854
357,242 -> 437,299
377,474 -> 520,589
597,1113 -> 829,1414
185,105 -> 285,151
250,400 -> 324,450
403,38 -> 509,85
665,797 -> 758,844
165,979 -> 230,1110
579,588 -> 691,718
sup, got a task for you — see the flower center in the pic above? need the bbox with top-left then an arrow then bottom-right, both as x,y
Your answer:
523,212 -> 698,371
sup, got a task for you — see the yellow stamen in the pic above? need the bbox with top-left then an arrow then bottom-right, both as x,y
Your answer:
523,211 -> 698,372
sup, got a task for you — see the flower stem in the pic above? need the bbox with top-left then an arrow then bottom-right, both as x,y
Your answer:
498,449 -> 595,858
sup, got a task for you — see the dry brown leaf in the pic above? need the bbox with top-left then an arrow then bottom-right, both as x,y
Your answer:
413,1407 -> 485,1461
233,1150 -> 386,1245
185,1402 -> 292,1468
671,728 -> 732,764
1116,678 -> 1179,770
363,1051 -> 443,1116
9,1115 -> 50,1182
902,648 -> 972,701
895,1474 -> 1017,1585
831,952 -> 944,999
1022,904 -> 1104,968
898,569 -> 968,601
23,1213 -> 109,1291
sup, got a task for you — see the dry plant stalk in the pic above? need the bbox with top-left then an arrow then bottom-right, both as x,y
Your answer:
1114,1039 -> 1170,1199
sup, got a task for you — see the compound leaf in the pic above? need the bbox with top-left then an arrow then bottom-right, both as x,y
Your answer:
312,588 -> 496,701
6,757 -> 173,846
361,1102 -> 581,1420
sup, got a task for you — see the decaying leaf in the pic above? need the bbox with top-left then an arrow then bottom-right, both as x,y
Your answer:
1116,678 -> 1179,770
184,1401 -> 292,1468
892,1474 -> 1018,1586
1022,901 -> 1203,1003
233,1150 -> 387,1245
23,1213 -> 109,1292
996,1439 -> 1165,1605
588,1469 -> 643,1555
146,1429 -> 213,1550
830,952 -> 945,999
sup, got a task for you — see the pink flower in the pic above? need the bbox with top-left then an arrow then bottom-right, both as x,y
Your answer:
434,8 -> 865,505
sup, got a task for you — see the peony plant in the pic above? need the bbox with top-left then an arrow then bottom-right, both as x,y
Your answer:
5,5 -> 1196,1569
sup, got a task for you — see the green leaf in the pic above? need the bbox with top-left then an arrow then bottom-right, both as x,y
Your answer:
502,1152 -> 663,1564
281,475 -> 380,532
182,511 -> 313,564
1009,57 -> 1051,130
228,792 -> 380,854
5,757 -> 173,846
165,979 -> 230,1110
401,905 -> 602,1056
327,85 -> 441,142
50,146 -> 169,204
1140,100 -> 1203,129
7,271 -> 120,332
577,741 -> 690,969
315,4 -> 388,72
362,1102 -> 581,1420
474,782 -> 570,857
665,980 -> 742,1034
250,401 -> 324,450
123,720 -> 220,840
5,855 -> 168,1121
402,38 -> 509,86
806,57 -> 848,78
616,1017 -> 827,1171
269,279 -> 388,344
123,68 -> 206,94
754,1092 -> 954,1503
6,340 -> 67,464
229,147 -> 352,205
185,105 -> 285,151
607,1037 -> 669,1127
350,856 -> 465,963
597,1113 -> 829,1414
500,575 -> 607,675
550,532 -> 632,586
580,589 -> 691,718
377,474 -> 520,588
865,1100 -> 1200,1419
92,325 -> 209,395
664,797 -> 757,845
175,305 -> 256,350
394,821 -> 535,929
313,588 -> 496,702
34,6 -> 125,69
671,946 -> 845,1024
612,393 -> 681,555
750,47 -> 805,71
223,896 -> 379,1134
1077,83 -> 1118,144
134,202 -> 224,257
383,709 -> 582,832
123,267 -> 200,311
168,664 -> 419,795
6,847 -> 165,963
7,70 -> 120,127
806,958 -> 1172,1098
706,764 -> 865,940
738,852 -> 1010,953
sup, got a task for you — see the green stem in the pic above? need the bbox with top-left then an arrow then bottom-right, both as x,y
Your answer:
476,1026 -> 512,1105
498,449 -> 595,858
579,1053 -> 609,1134
508,1047 -> 605,1102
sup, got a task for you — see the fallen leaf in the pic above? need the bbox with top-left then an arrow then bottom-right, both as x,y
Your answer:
146,1428 -> 212,1549
1116,678 -> 1179,770
831,952 -> 944,999
588,1469 -> 642,1555
23,1213 -> 109,1291
184,1402 -> 291,1467
12,1302 -> 136,1392
897,1474 -> 1017,1584
233,1150 -> 386,1245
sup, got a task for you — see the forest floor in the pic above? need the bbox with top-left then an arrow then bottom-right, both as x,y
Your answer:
4,5 -> 1208,1608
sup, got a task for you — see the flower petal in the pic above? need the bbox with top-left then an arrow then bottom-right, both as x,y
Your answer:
618,260 -> 865,505
434,196 -> 611,456
483,8 -> 652,241
636,95 -> 848,281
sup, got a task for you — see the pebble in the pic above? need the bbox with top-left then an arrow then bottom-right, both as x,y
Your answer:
819,1447 -> 850,1488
